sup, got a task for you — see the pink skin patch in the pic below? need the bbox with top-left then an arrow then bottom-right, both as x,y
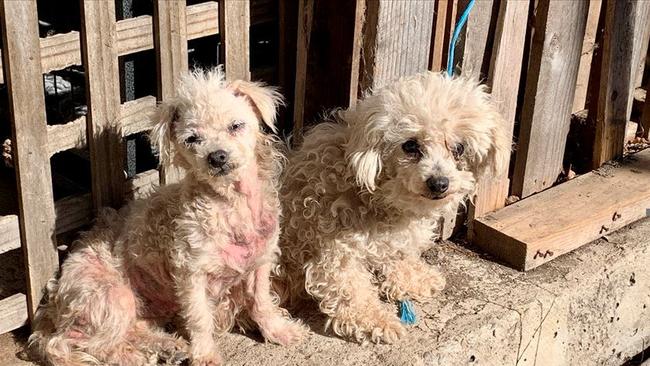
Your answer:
222,165 -> 277,269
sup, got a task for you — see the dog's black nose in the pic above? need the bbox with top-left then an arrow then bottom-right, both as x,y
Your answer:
426,176 -> 449,194
208,150 -> 229,168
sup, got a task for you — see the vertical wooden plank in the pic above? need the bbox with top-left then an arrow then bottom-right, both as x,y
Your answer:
468,0 -> 529,225
572,0 -> 602,113
219,0 -> 250,81
0,0 -> 59,320
277,0 -> 299,133
629,2 -> 650,112
511,0 -> 588,198
441,0 -> 459,73
429,0 -> 449,72
591,0 -> 639,168
360,0 -> 435,90
292,0 -> 364,143
452,0 -> 496,78
80,0 -> 125,209
153,0 -> 188,185
292,0 -> 314,142
642,85 -> 650,139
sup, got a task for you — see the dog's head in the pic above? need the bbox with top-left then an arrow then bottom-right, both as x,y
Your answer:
150,68 -> 283,184
343,72 -> 511,212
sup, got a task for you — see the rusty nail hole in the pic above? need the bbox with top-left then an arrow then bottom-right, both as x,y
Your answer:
600,225 -> 609,234
612,212 -> 621,221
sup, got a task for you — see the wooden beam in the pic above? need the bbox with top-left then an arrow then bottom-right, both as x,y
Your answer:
642,84 -> 650,139
80,0 -> 125,209
572,0 -> 602,113
360,0 -> 435,90
120,96 -> 158,136
0,0 -> 59,321
468,0 -> 529,224
219,0 -> 250,81
292,0 -> 364,143
591,0 -> 639,168
429,0 -> 449,72
126,169 -> 160,200
0,294 -> 27,335
0,215 -> 20,255
474,148 -> 650,271
54,193 -> 92,235
292,0 -> 314,142
0,2 -> 218,84
153,0 -> 188,185
452,0 -> 496,79
511,0 -> 588,198
47,117 -> 87,157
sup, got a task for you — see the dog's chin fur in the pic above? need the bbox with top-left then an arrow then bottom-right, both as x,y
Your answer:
275,71 -> 511,344
29,68 -> 305,366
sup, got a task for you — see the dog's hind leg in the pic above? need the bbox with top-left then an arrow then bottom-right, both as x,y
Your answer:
305,253 -> 405,344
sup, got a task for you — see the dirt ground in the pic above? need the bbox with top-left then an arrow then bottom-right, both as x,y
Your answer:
1,218 -> 650,366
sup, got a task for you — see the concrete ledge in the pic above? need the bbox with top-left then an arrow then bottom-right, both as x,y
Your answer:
215,218 -> 650,365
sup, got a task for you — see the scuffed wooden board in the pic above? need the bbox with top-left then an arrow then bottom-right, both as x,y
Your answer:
474,148 -> 650,271
0,294 -> 27,335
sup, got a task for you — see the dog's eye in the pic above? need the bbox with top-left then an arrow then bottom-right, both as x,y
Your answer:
229,120 -> 245,132
452,143 -> 464,159
184,134 -> 201,145
401,138 -> 421,156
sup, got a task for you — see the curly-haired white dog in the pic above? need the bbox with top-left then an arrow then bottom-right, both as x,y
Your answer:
276,72 -> 510,343
29,68 -> 306,366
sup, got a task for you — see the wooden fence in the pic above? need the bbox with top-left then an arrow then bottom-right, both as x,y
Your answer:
0,0 -> 649,334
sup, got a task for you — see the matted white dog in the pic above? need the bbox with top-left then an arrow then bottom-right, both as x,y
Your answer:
276,72 -> 510,343
29,68 -> 306,366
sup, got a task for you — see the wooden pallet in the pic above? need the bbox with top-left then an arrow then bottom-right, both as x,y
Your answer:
473,148 -> 650,271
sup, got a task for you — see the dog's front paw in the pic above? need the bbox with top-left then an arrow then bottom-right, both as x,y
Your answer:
381,261 -> 446,302
331,309 -> 406,344
157,337 -> 190,365
261,318 -> 309,346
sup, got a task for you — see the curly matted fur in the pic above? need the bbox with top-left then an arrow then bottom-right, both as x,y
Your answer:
275,72 -> 511,344
29,68 -> 306,366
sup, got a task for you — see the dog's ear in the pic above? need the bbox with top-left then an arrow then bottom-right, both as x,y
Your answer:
474,109 -> 512,178
344,109 -> 385,192
150,100 -> 180,167
229,80 -> 284,133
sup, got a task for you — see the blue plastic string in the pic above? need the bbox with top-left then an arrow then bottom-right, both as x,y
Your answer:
447,0 -> 477,77
398,299 -> 417,325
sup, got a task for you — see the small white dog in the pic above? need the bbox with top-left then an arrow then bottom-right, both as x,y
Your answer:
276,72 -> 510,343
29,68 -> 306,366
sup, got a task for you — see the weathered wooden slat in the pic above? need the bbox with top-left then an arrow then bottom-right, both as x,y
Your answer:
429,0 -> 449,72
54,193 -> 93,235
219,0 -> 250,81
120,96 -> 157,136
511,0 -> 588,198
360,0 -> 435,90
628,2 -> 650,117
47,117 -> 87,157
0,294 -> 27,335
53,168 -> 160,235
572,0 -> 602,113
453,0 -> 496,78
468,0 -> 529,224
153,0 -> 188,185
292,0 -> 315,142
126,169 -> 160,200
80,0 -> 125,209
474,148 -> 650,271
0,0 -> 59,320
0,215 -> 20,255
0,2 -> 218,84
643,85 -> 650,139
591,0 -> 639,168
